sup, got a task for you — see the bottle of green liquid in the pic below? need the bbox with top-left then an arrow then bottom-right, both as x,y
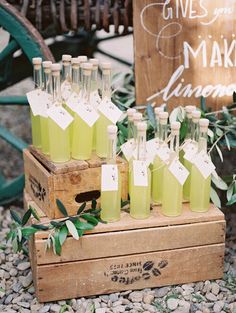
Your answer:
78,56 -> 88,97
190,119 -> 211,213
121,108 -> 136,161
61,54 -> 72,102
48,63 -> 71,163
71,62 -> 94,160
152,111 -> 169,204
183,110 -> 201,200
40,61 -> 52,155
101,125 -> 121,222
31,57 -> 43,149
96,62 -> 113,158
130,122 -> 151,219
162,122 -> 183,217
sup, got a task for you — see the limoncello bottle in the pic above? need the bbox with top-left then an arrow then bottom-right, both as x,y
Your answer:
162,122 -> 183,217
101,125 -> 121,222
72,62 -> 94,160
130,122 -> 151,219
152,111 -> 169,204
78,55 -> 88,95
180,105 -> 195,164
61,54 -> 72,102
48,63 -> 71,162
190,119 -> 211,212
96,62 -> 113,158
40,61 -> 52,155
183,110 -> 201,200
31,57 -> 42,148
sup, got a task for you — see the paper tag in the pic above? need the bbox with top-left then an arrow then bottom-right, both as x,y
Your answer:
27,90 -> 53,117
183,142 -> 198,163
133,160 -> 148,187
156,146 -> 171,163
74,101 -> 99,127
121,139 -> 135,161
98,97 -> 123,124
146,138 -> 159,162
47,106 -> 73,130
66,92 -> 80,112
90,91 -> 101,109
192,151 -> 216,179
101,164 -> 119,191
61,81 -> 72,101
182,139 -> 192,153
168,158 -> 189,185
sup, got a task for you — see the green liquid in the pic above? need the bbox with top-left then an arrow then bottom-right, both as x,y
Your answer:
152,155 -> 166,204
183,159 -> 192,201
63,103 -> 74,149
96,113 -> 112,158
162,166 -> 182,217
190,165 -> 211,212
48,118 -> 70,163
130,167 -> 151,219
31,111 -> 41,148
179,149 -> 184,165
101,172 -> 121,222
92,122 -> 96,151
72,113 -> 93,160
40,117 -> 50,155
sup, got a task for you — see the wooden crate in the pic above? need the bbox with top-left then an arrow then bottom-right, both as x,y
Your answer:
24,146 -> 128,219
24,192 -> 226,303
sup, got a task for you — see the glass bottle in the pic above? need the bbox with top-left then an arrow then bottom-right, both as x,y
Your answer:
190,119 -> 211,212
78,56 -> 88,93
96,62 -> 113,158
72,62 -> 93,160
101,125 -> 121,222
48,63 -> 71,162
152,111 -> 169,204
162,122 -> 182,216
130,122 -> 151,219
40,61 -> 52,155
127,108 -> 136,140
183,110 -> 201,200
31,57 -> 42,148
61,54 -> 72,101
154,107 -> 164,139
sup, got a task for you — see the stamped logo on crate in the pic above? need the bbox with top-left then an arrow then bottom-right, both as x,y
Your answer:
29,174 -> 46,201
104,259 -> 168,285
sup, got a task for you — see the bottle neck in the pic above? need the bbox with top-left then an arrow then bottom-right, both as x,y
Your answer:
137,131 -> 146,161
170,133 -> 179,158
33,68 -> 42,89
52,73 -> 62,105
72,66 -> 80,93
155,116 -> 160,138
186,116 -> 193,139
82,72 -> 91,103
159,124 -> 167,143
91,68 -> 98,92
62,63 -> 71,82
198,131 -> 207,153
128,119 -> 134,140
107,136 -> 117,164
44,70 -> 52,94
102,70 -> 111,99
192,122 -> 200,142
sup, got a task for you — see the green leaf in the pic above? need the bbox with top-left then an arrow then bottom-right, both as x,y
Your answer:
77,202 -> 86,215
227,182 -> 234,201
77,229 -> 84,237
146,104 -> 156,130
10,210 -> 22,225
54,231 -> 62,256
216,128 -> 223,137
22,209 -> 32,226
56,199 -> 68,217
66,220 -> 79,240
225,134 -> 231,151
227,194 -> 236,206
17,229 -> 22,242
215,144 -> 223,162
200,96 -> 207,112
210,187 -> 221,208
81,214 -> 98,226
21,227 -> 38,238
50,221 -> 64,228
12,237 -> 18,253
32,224 -> 49,231
73,219 -> 95,231
97,217 -> 108,224
29,205 -> 40,221
59,225 -> 68,245
91,199 -> 97,210
211,176 -> 228,190
117,122 -> 128,139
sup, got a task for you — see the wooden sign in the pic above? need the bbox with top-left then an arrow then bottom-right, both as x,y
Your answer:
133,0 -> 236,110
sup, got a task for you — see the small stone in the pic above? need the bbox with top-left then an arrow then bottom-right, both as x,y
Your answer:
95,309 -> 107,313
213,301 -> 224,313
128,291 -> 143,302
50,304 -> 61,313
211,283 -> 220,295
17,262 -> 31,271
155,287 -> 169,298
143,293 -> 154,304
38,305 -> 50,313
112,300 -> 123,307
112,305 -> 125,313
205,293 -> 217,302
9,268 -> 17,277
4,294 -> 13,305
109,293 -> 119,302
19,272 -> 32,288
142,303 -> 156,313
18,301 -> 30,308
167,298 -> 179,310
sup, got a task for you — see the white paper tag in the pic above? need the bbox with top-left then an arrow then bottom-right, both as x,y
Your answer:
183,142 -> 198,163
98,97 -> 123,124
27,90 -> 53,117
90,91 -> 101,109
168,158 -> 189,185
192,151 -> 216,179
121,139 -> 135,161
47,106 -> 73,130
101,164 -> 119,191
156,146 -> 171,164
133,160 -> 148,187
146,138 -> 159,162
66,92 -> 80,112
61,81 -> 72,101
182,139 -> 192,153
74,101 -> 99,127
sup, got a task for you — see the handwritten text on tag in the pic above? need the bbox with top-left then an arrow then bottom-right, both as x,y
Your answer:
121,139 -> 135,161
47,106 -> 73,130
98,97 -> 123,124
193,151 -> 216,179
101,164 -> 119,191
27,90 -> 52,117
133,160 -> 148,187
168,159 -> 189,185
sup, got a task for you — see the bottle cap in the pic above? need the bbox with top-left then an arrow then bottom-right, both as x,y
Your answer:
171,121 -> 180,135
62,54 -> 72,62
133,112 -> 142,125
89,58 -> 99,66
71,57 -> 80,65
32,57 -> 42,65
127,108 -> 136,120
154,107 -> 164,117
42,61 -> 52,68
192,110 -> 201,123
185,105 -> 196,118
159,111 -> 169,125
137,121 -> 147,132
78,55 -> 88,62
102,62 -> 112,70
199,118 -> 209,132
51,63 -> 61,72
107,125 -> 117,139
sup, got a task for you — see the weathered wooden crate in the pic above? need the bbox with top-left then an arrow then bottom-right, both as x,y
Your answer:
24,146 -> 128,219
24,192 -> 225,303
